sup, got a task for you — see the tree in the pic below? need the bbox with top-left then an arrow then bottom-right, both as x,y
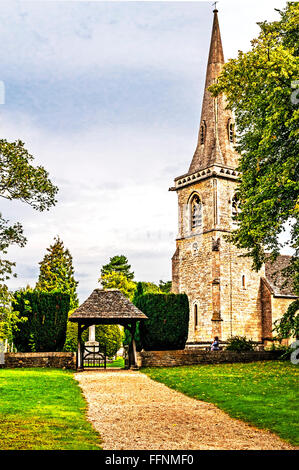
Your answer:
36,237 -> 79,310
0,139 -> 58,340
63,321 -> 122,357
100,271 -> 136,301
12,290 -> 70,352
92,325 -> 123,357
158,280 -> 172,293
210,2 -> 299,337
101,255 -> 134,280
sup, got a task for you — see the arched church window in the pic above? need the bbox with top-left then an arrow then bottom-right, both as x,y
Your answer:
227,120 -> 234,143
194,304 -> 198,329
191,195 -> 202,229
231,194 -> 239,219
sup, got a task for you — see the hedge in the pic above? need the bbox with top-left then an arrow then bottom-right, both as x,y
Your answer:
135,293 -> 189,350
12,291 -> 70,352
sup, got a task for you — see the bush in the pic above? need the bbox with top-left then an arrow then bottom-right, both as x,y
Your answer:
63,322 -> 123,358
63,316 -> 78,352
225,336 -> 254,352
135,293 -> 189,350
265,342 -> 293,360
123,321 -> 142,351
12,290 -> 70,352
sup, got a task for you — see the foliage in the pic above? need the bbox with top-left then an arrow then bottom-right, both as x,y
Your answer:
100,271 -> 136,300
0,287 -> 25,344
158,280 -> 172,293
0,139 -> 58,335
0,139 -> 58,308
133,281 -> 144,302
135,293 -> 189,350
274,299 -> 299,339
12,290 -> 70,352
0,216 -> 27,341
210,2 -> 299,337
139,281 -> 161,294
0,139 -> 58,211
62,311 -> 78,352
265,341 -> 293,360
35,237 -> 79,310
143,361 -> 299,445
225,336 -> 255,352
90,324 -> 122,358
101,254 -> 134,280
0,369 -> 100,450
63,320 -> 123,358
123,321 -> 142,351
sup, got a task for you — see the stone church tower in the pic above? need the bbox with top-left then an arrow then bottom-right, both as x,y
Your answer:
171,9 -> 266,344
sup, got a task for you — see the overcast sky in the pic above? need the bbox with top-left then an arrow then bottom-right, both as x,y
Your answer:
1,0 -> 288,302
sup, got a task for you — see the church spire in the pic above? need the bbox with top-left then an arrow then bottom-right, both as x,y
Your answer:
188,9 -> 238,174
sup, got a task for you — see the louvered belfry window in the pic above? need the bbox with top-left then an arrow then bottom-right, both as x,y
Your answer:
229,123 -> 234,142
191,195 -> 202,229
200,125 -> 205,144
232,195 -> 239,218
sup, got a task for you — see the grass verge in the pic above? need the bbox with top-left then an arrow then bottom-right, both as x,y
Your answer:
0,368 -> 101,450
143,360 -> 298,446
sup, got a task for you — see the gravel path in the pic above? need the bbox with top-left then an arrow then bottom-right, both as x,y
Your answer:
75,370 -> 295,450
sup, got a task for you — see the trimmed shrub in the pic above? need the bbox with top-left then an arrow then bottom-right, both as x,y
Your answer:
225,336 -> 254,352
91,325 -> 123,358
63,322 -> 123,358
135,293 -> 189,350
12,290 -> 70,352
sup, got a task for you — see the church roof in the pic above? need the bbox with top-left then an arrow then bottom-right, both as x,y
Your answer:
69,289 -> 148,323
177,9 -> 239,180
264,255 -> 297,298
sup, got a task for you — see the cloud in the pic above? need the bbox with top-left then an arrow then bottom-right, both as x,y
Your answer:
3,114 -> 181,301
1,0 -> 290,302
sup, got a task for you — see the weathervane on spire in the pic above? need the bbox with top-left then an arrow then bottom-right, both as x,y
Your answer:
213,1 -> 218,11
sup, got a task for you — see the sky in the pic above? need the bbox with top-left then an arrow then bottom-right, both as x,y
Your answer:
1,0 -> 288,302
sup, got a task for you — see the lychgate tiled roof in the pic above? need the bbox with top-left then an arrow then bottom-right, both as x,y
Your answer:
69,289 -> 148,322
265,255 -> 297,298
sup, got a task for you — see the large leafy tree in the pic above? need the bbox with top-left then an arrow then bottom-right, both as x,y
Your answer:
100,271 -> 136,301
211,2 -> 299,337
101,255 -> 134,280
36,237 -> 79,310
158,280 -> 172,293
0,139 -> 58,338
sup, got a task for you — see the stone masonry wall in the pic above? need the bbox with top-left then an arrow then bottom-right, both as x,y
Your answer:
137,349 -> 282,368
172,177 -> 265,343
2,352 -> 76,369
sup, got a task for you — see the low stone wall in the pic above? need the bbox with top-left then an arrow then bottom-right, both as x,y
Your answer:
2,352 -> 76,369
137,349 -> 282,368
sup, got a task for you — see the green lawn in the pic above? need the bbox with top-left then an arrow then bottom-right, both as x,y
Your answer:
0,368 -> 101,450
107,357 -> 125,368
143,361 -> 299,446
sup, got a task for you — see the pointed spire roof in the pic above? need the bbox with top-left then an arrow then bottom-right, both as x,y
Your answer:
187,9 -> 239,175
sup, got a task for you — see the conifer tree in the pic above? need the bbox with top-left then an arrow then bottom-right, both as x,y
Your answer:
36,237 -> 79,309
101,255 -> 134,280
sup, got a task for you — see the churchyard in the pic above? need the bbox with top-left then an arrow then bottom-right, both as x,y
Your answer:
0,0 -> 298,454
0,361 -> 298,450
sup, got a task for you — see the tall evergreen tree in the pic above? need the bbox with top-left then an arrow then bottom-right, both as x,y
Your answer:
36,237 -> 78,310
101,255 -> 134,280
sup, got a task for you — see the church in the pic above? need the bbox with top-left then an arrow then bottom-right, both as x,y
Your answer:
170,9 -> 296,345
